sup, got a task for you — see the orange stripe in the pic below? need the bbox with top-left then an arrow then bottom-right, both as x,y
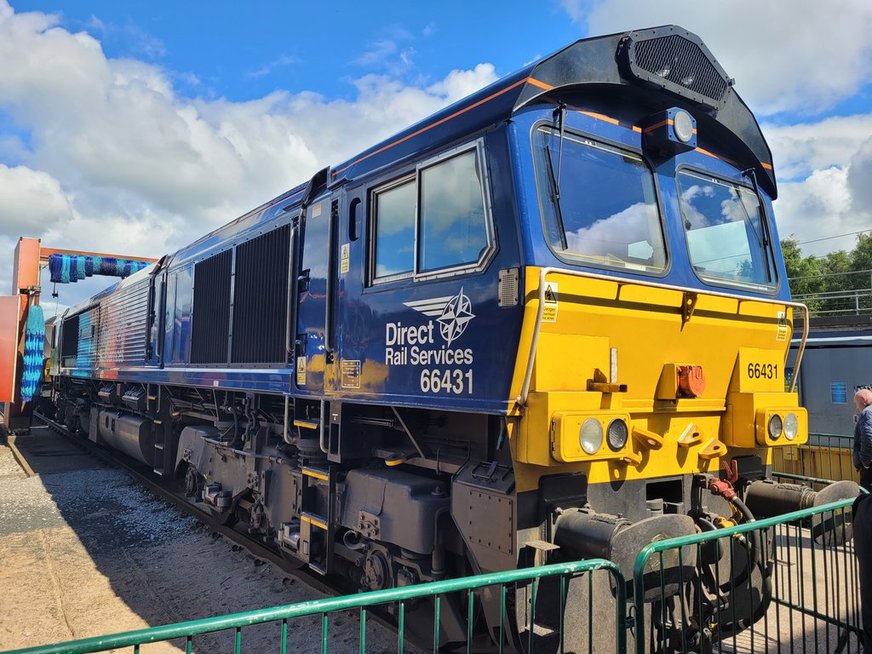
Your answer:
694,146 -> 739,168
333,76 -> 543,177
578,110 -> 620,126
642,118 -> 670,133
331,77 -> 772,179
526,77 -> 554,92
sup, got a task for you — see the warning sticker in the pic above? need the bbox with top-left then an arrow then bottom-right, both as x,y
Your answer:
340,359 -> 361,389
542,282 -> 558,322
340,243 -> 350,274
296,356 -> 307,386
775,311 -> 788,342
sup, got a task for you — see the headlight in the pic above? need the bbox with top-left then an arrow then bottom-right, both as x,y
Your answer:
784,413 -> 799,440
673,110 -> 695,143
580,419 -> 604,455
607,419 -> 629,451
768,414 -> 783,440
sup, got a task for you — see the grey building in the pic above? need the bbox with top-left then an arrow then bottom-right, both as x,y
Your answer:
790,319 -> 872,436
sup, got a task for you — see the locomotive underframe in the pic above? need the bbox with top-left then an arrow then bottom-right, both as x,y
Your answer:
50,373 -> 783,650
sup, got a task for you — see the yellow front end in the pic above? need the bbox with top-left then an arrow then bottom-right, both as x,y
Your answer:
508,268 -> 807,493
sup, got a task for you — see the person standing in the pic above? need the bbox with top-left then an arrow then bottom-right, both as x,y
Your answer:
852,388 -> 872,652
854,388 -> 872,491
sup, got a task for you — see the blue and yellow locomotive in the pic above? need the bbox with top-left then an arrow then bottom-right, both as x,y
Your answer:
51,25 -> 835,649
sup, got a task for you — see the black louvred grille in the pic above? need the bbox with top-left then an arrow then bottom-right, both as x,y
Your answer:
61,314 -> 79,359
623,31 -> 730,109
231,225 -> 290,364
191,250 -> 232,364
635,35 -> 728,101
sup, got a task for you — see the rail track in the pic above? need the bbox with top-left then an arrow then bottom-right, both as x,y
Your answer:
30,411 -> 408,643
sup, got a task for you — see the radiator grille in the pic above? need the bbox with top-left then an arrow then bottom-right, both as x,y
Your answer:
232,225 -> 291,364
626,33 -> 729,107
191,250 -> 232,364
95,280 -> 150,365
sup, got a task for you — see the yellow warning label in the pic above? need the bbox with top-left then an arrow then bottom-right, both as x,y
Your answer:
296,356 -> 307,386
775,311 -> 788,342
542,282 -> 558,323
340,243 -> 350,274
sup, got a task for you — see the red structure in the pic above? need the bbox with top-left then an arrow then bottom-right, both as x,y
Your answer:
0,237 -> 156,432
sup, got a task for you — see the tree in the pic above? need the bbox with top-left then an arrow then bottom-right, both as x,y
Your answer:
782,234 -> 872,315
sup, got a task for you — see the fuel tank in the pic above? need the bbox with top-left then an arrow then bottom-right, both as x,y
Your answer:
96,409 -> 154,465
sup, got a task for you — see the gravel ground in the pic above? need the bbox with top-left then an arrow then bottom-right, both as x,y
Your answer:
0,438 -> 401,653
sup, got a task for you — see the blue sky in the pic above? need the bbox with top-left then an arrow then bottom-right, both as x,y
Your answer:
0,0 -> 871,309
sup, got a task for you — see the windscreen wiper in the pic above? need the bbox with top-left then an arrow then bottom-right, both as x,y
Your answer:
741,167 -> 769,248
544,104 -> 567,244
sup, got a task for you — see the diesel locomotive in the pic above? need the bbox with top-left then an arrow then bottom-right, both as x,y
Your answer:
47,25 -> 842,650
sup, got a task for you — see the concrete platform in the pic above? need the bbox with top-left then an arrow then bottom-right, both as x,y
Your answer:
0,430 -> 400,653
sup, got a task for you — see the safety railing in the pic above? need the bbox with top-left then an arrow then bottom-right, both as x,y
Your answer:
772,433 -> 858,488
633,497 -> 860,654
3,558 -> 626,654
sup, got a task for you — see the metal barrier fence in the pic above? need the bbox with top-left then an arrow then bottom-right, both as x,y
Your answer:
5,498 -> 863,654
2,558 -> 626,654
772,433 -> 859,488
633,497 -> 860,654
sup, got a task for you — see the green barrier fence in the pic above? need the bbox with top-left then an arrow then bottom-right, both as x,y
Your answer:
772,433 -> 858,488
3,558 -> 626,654
633,497 -> 860,654
5,495 -> 863,653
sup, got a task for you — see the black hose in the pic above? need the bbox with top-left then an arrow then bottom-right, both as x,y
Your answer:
720,494 -> 772,633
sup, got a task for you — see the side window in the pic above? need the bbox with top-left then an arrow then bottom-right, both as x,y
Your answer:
419,150 -> 488,272
373,179 -> 415,280
370,142 -> 492,284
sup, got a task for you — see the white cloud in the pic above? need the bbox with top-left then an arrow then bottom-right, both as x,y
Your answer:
561,0 -> 872,117
0,164 -> 72,238
0,1 -> 499,306
774,166 -> 871,256
764,115 -> 872,180
847,135 -> 872,214
764,116 -> 872,256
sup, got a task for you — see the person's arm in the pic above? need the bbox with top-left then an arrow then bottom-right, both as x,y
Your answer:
860,409 -> 872,468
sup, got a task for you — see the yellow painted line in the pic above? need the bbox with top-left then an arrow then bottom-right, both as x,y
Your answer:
293,419 -> 319,430
302,468 -> 329,481
301,513 -> 328,530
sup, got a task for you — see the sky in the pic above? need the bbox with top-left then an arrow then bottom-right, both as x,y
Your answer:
0,0 -> 870,312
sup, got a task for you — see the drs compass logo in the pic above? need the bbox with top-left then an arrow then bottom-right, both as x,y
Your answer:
436,289 -> 475,346
385,288 -> 476,394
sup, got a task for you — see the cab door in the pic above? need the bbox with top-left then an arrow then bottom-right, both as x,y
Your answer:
294,197 -> 334,394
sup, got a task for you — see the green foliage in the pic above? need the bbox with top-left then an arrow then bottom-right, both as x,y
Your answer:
782,235 -> 872,315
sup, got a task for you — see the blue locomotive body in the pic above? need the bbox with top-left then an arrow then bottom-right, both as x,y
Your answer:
50,27 -> 817,650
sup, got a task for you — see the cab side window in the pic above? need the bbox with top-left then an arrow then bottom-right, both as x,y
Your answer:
370,142 -> 492,284
373,179 -> 415,280
419,149 -> 489,273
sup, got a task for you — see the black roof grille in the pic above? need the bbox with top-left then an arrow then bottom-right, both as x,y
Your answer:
621,28 -> 731,109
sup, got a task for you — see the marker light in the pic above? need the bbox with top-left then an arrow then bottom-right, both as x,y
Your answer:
607,419 -> 629,451
673,110 -> 695,144
580,419 -> 604,455
768,414 -> 783,440
784,413 -> 799,441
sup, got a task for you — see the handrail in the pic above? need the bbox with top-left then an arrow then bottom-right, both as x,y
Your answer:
517,266 -> 809,406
